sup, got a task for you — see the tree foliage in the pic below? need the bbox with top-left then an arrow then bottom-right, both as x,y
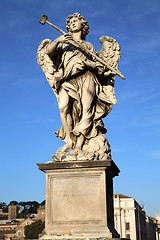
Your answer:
0,200 -> 45,217
18,201 -> 40,217
26,201 -> 39,213
40,200 -> 45,206
9,200 -> 18,206
0,202 -> 7,208
24,220 -> 45,239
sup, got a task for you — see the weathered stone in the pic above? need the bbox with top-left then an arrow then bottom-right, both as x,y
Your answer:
37,160 -> 122,240
37,12 -> 127,240
37,13 -> 124,159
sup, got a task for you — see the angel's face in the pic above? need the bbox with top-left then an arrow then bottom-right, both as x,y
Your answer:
69,17 -> 82,33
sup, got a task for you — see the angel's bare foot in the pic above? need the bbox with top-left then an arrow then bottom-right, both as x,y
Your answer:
57,142 -> 73,152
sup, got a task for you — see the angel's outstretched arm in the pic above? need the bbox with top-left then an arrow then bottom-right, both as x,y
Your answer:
45,34 -> 73,57
45,38 -> 60,57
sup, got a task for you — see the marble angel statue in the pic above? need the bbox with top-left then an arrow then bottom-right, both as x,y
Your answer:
37,13 -> 124,161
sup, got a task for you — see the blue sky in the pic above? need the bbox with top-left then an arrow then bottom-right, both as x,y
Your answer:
0,0 -> 160,217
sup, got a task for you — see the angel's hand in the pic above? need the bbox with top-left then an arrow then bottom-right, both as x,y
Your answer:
64,33 -> 73,42
104,70 -> 112,77
104,69 -> 116,77
83,59 -> 97,70
57,34 -> 73,43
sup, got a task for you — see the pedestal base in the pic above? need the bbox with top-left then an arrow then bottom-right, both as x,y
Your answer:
39,236 -> 126,240
37,160 -> 126,240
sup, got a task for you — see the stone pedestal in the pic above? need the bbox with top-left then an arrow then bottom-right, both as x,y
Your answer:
37,160 -> 126,240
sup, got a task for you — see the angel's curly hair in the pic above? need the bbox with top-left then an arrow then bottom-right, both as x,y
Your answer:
66,13 -> 89,40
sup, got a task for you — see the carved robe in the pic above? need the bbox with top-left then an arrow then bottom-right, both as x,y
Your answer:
51,40 -> 112,147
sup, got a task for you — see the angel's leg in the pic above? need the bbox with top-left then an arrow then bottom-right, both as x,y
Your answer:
75,134 -> 85,150
57,87 -> 73,152
75,75 -> 96,150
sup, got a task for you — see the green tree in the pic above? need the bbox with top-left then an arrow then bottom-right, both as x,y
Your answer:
2,206 -> 8,213
0,202 -> 7,208
9,200 -> 18,206
26,201 -> 40,214
19,201 -> 28,216
24,220 -> 45,239
40,200 -> 45,206
0,202 -> 8,212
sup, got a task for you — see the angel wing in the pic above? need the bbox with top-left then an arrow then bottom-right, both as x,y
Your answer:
37,39 -> 61,96
97,35 -> 121,105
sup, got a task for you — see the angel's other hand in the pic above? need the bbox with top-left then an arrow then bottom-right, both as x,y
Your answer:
83,59 -> 97,70
104,70 -> 112,77
64,33 -> 73,42
57,34 -> 73,43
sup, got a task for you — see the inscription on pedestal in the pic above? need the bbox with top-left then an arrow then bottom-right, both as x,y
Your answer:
46,169 -> 107,227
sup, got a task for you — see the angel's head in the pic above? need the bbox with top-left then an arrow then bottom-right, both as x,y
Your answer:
66,13 -> 89,40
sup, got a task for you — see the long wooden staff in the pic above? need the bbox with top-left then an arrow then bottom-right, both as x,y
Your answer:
39,14 -> 126,80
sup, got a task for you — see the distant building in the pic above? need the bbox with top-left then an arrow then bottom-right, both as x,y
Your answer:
8,205 -> 17,220
146,215 -> 156,240
0,229 -> 15,240
37,205 -> 45,221
29,213 -> 37,219
155,212 -> 160,240
114,193 -> 148,240
156,213 -> 160,221
0,208 -> 8,217
15,217 -> 34,240
0,220 -> 19,240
